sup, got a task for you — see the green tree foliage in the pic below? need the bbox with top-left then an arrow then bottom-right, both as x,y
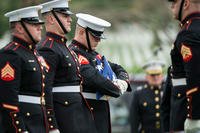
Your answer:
70,0 -> 176,44
0,0 -> 44,38
0,0 -> 175,41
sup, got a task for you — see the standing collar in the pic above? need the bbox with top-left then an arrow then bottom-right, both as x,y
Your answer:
181,12 -> 200,27
12,36 -> 34,50
46,32 -> 67,44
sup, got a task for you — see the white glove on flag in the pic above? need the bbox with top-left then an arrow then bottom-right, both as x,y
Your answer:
113,79 -> 128,94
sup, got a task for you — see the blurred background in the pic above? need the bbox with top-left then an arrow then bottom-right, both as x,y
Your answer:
0,0 -> 180,132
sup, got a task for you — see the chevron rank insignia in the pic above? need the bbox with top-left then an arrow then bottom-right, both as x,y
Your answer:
181,44 -> 192,62
78,54 -> 89,65
1,62 -> 15,81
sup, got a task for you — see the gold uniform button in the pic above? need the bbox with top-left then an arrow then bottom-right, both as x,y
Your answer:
155,104 -> 160,109
155,97 -> 159,102
177,93 -> 181,97
90,107 -> 94,111
42,75 -> 45,79
29,45 -> 32,50
26,112 -> 30,116
187,98 -> 190,102
65,101 -> 69,105
180,23 -> 183,27
143,102 -> 147,107
187,106 -> 190,109
61,38 -> 64,42
33,67 -> 36,71
50,125 -> 54,129
68,63 -> 72,67
66,55 -> 69,58
49,38 -> 52,41
13,114 -> 17,117
18,128 -> 22,132
47,111 -> 50,115
49,118 -> 52,121
156,113 -> 160,117
187,114 -> 190,117
14,43 -> 18,45
155,90 -> 159,95
16,121 -> 19,125
155,121 -> 160,129
42,83 -> 45,87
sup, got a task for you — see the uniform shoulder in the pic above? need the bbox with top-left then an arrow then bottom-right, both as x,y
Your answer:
179,17 -> 200,35
37,38 -> 59,54
37,37 -> 59,49
2,41 -> 20,51
69,43 -> 80,52
69,40 -> 89,53
1,46 -> 18,55
69,43 -> 90,60
187,18 -> 200,31
0,48 -> 20,63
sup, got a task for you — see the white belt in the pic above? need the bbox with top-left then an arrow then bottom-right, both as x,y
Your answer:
18,95 -> 42,104
172,78 -> 186,86
52,86 -> 80,93
82,92 -> 109,101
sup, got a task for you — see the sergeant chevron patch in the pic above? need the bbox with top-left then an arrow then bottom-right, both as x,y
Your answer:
78,54 -> 89,65
1,62 -> 15,81
181,44 -> 192,62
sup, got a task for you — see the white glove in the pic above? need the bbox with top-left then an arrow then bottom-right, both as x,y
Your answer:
22,131 -> 29,133
49,129 -> 60,133
113,79 -> 128,94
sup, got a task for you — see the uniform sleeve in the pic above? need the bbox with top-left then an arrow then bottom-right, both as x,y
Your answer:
0,50 -> 27,132
130,90 -> 140,133
76,52 -> 121,97
109,61 -> 132,92
37,47 -> 59,131
176,30 -> 200,88
161,66 -> 172,132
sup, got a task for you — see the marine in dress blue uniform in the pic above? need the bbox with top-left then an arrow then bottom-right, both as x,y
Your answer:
130,61 -> 165,133
69,13 -> 132,133
167,0 -> 200,132
0,6 -> 48,133
37,1 -> 97,133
